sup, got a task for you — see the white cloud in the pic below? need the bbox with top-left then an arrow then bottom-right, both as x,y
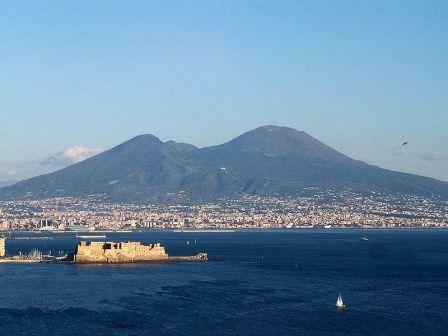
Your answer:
0,145 -> 103,185
40,145 -> 103,166
60,145 -> 103,163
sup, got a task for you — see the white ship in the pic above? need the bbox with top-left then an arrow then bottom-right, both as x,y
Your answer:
76,233 -> 107,239
39,225 -> 56,231
66,224 -> 95,232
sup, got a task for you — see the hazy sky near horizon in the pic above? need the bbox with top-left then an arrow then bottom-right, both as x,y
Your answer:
1,1 -> 447,181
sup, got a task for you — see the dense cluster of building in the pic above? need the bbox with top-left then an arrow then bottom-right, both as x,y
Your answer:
0,191 -> 447,231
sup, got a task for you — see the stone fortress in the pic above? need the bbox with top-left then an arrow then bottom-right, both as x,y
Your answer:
74,240 -> 208,264
0,238 -> 5,258
0,237 -> 208,264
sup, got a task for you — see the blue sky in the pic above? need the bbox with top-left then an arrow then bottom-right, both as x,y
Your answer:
1,0 -> 447,181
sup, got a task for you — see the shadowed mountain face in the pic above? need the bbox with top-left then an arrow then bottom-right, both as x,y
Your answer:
1,126 -> 447,201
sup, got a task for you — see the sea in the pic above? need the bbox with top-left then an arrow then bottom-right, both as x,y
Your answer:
0,229 -> 447,336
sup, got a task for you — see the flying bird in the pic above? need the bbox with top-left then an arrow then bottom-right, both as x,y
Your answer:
402,142 -> 408,146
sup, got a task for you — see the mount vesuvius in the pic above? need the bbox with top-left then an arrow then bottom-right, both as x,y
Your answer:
1,126 -> 447,201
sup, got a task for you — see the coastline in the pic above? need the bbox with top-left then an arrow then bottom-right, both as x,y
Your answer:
3,227 -> 448,235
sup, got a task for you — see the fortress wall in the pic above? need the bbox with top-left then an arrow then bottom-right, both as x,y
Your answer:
0,238 -> 5,257
75,241 -> 169,263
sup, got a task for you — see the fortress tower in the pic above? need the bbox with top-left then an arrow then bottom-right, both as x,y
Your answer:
0,238 -> 5,258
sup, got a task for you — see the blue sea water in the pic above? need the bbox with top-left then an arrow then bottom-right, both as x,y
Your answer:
0,230 -> 447,336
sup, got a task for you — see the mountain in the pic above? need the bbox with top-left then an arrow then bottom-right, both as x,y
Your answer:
1,125 -> 447,201
0,180 -> 18,188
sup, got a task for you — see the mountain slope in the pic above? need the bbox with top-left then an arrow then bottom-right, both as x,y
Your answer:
187,126 -> 448,197
1,134 -> 197,200
1,126 -> 447,201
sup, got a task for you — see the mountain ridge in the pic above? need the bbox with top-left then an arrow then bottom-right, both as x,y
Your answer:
1,125 -> 447,201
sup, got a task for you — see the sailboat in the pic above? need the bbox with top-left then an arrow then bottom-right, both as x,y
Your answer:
336,293 -> 345,309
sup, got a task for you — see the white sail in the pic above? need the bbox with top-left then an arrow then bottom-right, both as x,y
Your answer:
336,293 -> 345,308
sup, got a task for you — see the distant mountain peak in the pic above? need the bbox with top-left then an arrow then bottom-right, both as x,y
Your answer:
126,133 -> 162,145
109,134 -> 164,155
255,125 -> 304,133
230,125 -> 310,144
224,125 -> 349,162
120,135 -> 197,153
1,126 -> 447,201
